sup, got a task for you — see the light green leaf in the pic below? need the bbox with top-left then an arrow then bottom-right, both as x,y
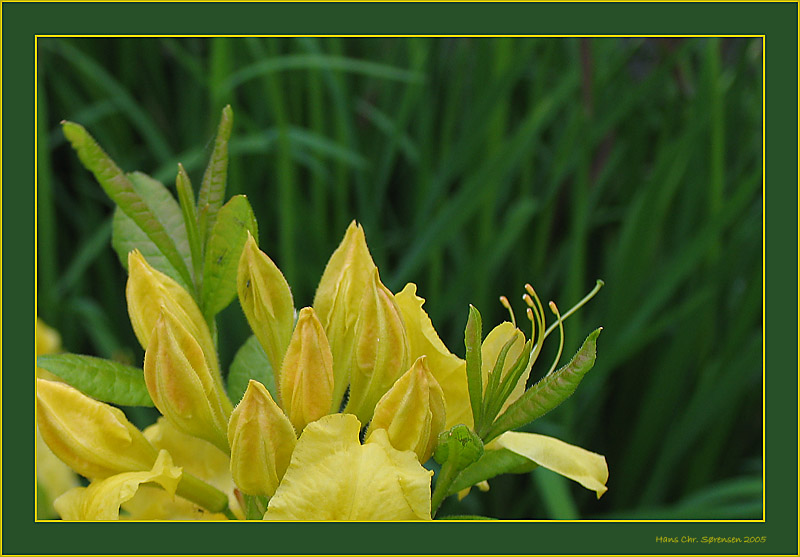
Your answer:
112,172 -> 193,291
198,105 -> 233,239
484,328 -> 602,443
448,448 -> 538,496
36,354 -> 153,407
227,335 -> 276,405
464,305 -> 483,428
62,121 -> 193,287
201,195 -> 258,318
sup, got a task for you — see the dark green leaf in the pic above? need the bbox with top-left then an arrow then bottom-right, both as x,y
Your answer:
112,172 -> 193,291
62,122 -> 193,287
201,195 -> 258,318
227,335 -> 276,405
198,105 -> 233,239
484,328 -> 602,443
448,448 -> 538,496
37,353 -> 153,407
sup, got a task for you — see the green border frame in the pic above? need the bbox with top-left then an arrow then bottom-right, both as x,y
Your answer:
4,1 -> 797,555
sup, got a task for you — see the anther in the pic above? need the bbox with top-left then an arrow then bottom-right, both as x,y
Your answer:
499,295 -> 516,327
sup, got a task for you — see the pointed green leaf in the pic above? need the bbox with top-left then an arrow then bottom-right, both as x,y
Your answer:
36,354 -> 153,407
201,195 -> 258,318
484,328 -> 602,443
227,335 -> 276,405
198,105 -> 234,239
175,164 -> 203,285
112,172 -> 193,291
464,305 -> 483,428
448,448 -> 538,496
62,122 -> 193,287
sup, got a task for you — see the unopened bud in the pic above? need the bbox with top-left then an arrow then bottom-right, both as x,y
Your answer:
280,307 -> 334,433
144,307 -> 232,453
237,233 -> 295,374
312,221 -> 377,410
367,356 -> 446,462
36,378 -> 158,479
344,269 -> 410,424
228,380 -> 297,497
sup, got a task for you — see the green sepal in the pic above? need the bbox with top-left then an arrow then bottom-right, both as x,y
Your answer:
464,305 -> 483,428
201,195 -> 258,319
243,494 -> 270,520
62,121 -> 193,288
479,334 -> 517,430
36,354 -> 154,407
226,335 -> 277,405
111,172 -> 193,292
198,105 -> 234,240
484,328 -> 602,443
480,340 -> 533,435
448,448 -> 538,496
433,424 -> 484,469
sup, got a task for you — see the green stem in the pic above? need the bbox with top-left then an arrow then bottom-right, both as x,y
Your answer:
430,460 -> 459,518
175,472 -> 232,516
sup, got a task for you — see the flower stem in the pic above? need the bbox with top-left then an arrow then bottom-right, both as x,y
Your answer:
430,460 -> 459,518
176,472 -> 232,515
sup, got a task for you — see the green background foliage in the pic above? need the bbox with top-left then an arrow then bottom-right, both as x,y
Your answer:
37,35 -> 763,522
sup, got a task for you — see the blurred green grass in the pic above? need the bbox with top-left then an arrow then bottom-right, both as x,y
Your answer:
36,37 -> 763,520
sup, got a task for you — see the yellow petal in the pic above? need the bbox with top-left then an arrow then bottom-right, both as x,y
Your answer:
143,418 -> 241,518
35,318 -> 62,382
481,322 -> 532,412
54,450 -> 182,520
237,233 -> 295,375
312,221 -> 377,409
36,378 -> 158,480
344,270 -> 410,423
279,307 -> 334,433
367,356 -> 446,462
264,414 -> 432,520
36,427 -> 80,517
229,380 -> 297,497
144,307 -> 232,452
493,432 -> 608,498
121,485 -> 229,520
395,284 -> 471,429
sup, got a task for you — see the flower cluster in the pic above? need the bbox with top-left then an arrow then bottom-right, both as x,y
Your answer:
36,109 -> 608,520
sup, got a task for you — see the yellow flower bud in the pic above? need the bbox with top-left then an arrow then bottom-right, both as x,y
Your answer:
280,307 -> 334,433
126,250 -> 218,373
237,233 -> 295,374
36,378 -> 158,480
367,356 -> 446,462
143,307 -> 232,453
344,269 -> 410,424
312,221 -> 377,410
228,380 -> 297,497
482,322 -> 533,413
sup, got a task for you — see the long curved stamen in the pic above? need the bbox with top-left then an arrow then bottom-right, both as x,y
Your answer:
499,295 -> 516,327
545,301 -> 565,377
523,284 -> 546,367
541,279 -> 605,341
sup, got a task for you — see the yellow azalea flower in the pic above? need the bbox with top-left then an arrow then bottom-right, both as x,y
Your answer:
228,380 -> 297,498
143,306 -> 232,453
367,356 -> 446,463
264,414 -> 432,520
492,431 -> 608,498
237,232 -> 295,374
279,307 -> 334,433
54,450 -> 182,520
395,283 -> 472,429
312,221 -> 377,409
36,378 -> 158,480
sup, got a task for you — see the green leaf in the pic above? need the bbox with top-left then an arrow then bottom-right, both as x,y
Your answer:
484,328 -> 602,443
227,335 -> 276,405
201,195 -> 258,318
112,172 -> 193,291
175,164 -> 203,286
198,105 -> 234,239
36,354 -> 153,407
448,448 -> 538,496
464,305 -> 483,428
62,121 -> 193,287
